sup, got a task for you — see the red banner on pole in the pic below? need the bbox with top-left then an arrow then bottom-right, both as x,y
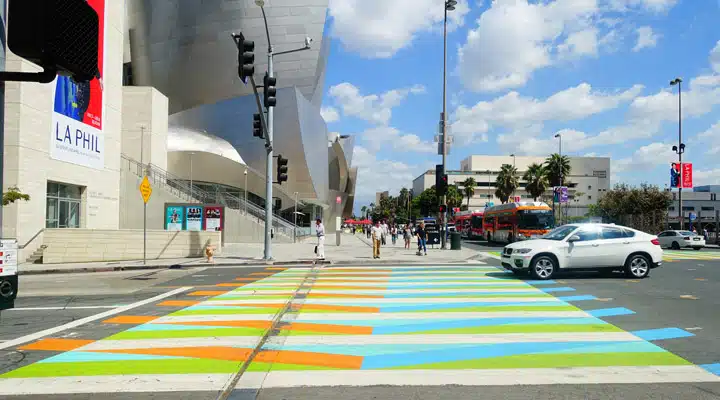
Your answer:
682,163 -> 693,188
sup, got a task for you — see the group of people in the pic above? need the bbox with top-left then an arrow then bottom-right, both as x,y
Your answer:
367,220 -> 428,259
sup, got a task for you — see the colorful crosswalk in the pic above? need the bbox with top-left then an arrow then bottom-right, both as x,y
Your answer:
0,265 -> 717,395
663,249 -> 720,261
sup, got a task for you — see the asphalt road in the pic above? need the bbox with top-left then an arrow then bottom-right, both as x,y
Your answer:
0,257 -> 718,399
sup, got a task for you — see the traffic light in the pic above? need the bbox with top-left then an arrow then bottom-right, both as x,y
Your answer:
252,113 -> 264,139
236,33 -> 255,83
435,164 -> 448,196
439,204 -> 447,214
276,155 -> 288,184
264,72 -> 277,108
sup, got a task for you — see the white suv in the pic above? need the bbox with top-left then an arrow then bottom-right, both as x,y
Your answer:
500,223 -> 663,280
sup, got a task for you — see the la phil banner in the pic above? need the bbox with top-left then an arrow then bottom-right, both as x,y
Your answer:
50,0 -> 106,170
670,163 -> 693,188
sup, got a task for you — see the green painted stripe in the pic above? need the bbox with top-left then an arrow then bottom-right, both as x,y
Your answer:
410,305 -> 580,313
170,308 -> 279,316
386,352 -> 691,370
107,327 -> 266,340
407,324 -> 623,335
210,295 -> 294,300
1,359 -> 243,378
246,362 -> 341,372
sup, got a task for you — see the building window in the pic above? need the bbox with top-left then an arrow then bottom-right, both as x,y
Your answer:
701,206 -> 715,211
122,62 -> 134,86
593,170 -> 607,178
682,206 -> 695,211
46,182 -> 82,229
668,207 -> 675,211
588,195 -> 592,200
588,185 -> 592,190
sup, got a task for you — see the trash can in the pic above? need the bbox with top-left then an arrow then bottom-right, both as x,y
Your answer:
450,232 -> 462,250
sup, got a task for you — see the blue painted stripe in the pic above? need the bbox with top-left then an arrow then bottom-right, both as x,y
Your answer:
557,295 -> 597,302
588,307 -> 635,317
378,300 -> 568,312
38,351 -> 188,363
700,363 -> 720,376
382,290 -> 546,298
631,328 -> 694,341
360,340 -> 656,369
381,284 -> 533,290
541,287 -> 576,293
372,317 -> 603,334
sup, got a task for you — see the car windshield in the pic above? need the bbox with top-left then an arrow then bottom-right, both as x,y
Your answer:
679,231 -> 695,236
518,209 -> 554,230
542,225 -> 577,241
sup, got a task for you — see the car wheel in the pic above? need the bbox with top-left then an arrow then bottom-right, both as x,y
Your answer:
530,255 -> 556,280
625,254 -> 650,279
671,241 -> 680,250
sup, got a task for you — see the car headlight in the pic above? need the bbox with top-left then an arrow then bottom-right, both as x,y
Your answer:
515,248 -> 533,254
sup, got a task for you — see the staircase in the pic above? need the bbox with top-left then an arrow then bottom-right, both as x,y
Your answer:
121,154 -> 305,241
26,245 -> 47,264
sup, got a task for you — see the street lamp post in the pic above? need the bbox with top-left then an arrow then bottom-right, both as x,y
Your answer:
441,0 -> 456,250
554,133 -> 562,225
244,168 -> 248,216
189,152 -> 194,200
293,191 -> 298,243
670,78 -> 684,230
510,153 -> 516,200
254,0 -> 311,260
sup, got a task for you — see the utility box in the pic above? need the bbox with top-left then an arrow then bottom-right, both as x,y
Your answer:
0,240 -> 19,311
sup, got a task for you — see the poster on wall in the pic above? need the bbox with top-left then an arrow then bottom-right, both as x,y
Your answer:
49,0 -> 106,170
166,206 -> 184,231
205,207 -> 223,231
186,206 -> 203,231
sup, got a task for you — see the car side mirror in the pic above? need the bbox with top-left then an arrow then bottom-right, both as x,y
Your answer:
568,235 -> 581,243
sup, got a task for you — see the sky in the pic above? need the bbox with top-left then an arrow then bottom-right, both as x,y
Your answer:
319,0 -> 720,211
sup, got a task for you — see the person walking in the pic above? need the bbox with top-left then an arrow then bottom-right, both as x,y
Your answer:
315,218 -> 325,260
366,224 -> 371,239
403,225 -> 411,249
391,225 -> 397,245
371,220 -> 383,259
381,220 -> 388,246
416,222 -> 428,256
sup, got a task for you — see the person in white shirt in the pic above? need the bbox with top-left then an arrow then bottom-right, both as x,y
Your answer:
371,220 -> 383,259
381,221 -> 389,245
315,219 -> 325,259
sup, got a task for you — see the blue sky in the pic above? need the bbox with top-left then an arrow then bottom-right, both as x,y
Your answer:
319,0 -> 720,209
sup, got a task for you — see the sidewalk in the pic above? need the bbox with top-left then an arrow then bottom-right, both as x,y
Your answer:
18,234 -> 480,275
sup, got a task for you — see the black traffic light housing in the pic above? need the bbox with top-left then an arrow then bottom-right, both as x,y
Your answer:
236,33 -> 255,83
276,155 -> 289,184
252,113 -> 264,139
5,0 -> 100,83
435,164 -> 448,196
264,72 -> 277,108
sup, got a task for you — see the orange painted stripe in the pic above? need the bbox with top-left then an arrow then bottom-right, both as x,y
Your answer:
162,320 -> 272,329
157,300 -> 200,307
249,272 -> 276,276
103,315 -> 159,324
256,350 -> 363,369
234,278 -> 259,281
281,322 -> 373,335
307,293 -> 383,299
311,285 -> 386,290
188,290 -> 228,296
293,303 -> 380,313
98,346 -> 253,361
20,338 -> 94,352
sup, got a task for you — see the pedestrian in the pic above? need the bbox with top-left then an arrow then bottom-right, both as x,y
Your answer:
403,224 -> 411,249
381,220 -> 388,246
366,225 -> 371,239
315,218 -> 325,260
371,220 -> 383,259
703,227 -> 709,241
416,222 -> 428,256
391,225 -> 397,245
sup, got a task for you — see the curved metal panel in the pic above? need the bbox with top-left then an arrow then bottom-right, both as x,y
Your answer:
168,127 -> 245,165
126,0 -> 330,114
330,141 -> 349,193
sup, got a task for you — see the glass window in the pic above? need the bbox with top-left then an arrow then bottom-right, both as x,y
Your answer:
701,206 -> 715,211
657,232 -> 669,237
46,198 -> 59,228
542,225 -> 577,241
46,181 -> 82,229
575,226 -> 601,241
602,227 -> 625,239
623,229 -> 636,238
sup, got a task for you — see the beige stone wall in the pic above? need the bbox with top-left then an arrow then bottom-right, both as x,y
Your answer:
121,87 -> 169,170
42,228 -> 221,264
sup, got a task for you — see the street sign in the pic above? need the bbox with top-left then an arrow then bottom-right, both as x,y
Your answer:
139,176 -> 152,203
689,212 -> 697,222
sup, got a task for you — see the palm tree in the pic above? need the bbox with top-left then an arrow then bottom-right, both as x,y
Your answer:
544,153 -> 571,187
495,164 -> 519,204
460,177 -> 477,208
361,205 -> 367,219
523,163 -> 549,201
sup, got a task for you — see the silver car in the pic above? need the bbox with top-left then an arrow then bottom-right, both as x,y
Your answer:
656,230 -> 706,250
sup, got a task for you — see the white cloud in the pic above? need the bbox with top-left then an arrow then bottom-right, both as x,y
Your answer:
320,106 -> 340,123
607,0 -> 679,13
351,146 -> 426,206
632,26 -> 660,52
694,169 -> 720,185
711,40 -> 720,73
558,28 -> 600,59
328,0 -> 470,58
613,142 -> 675,174
361,126 -> 436,154
452,82 -> 643,143
696,121 -> 720,155
327,83 -> 426,125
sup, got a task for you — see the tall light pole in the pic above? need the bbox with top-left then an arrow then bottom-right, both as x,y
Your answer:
293,191 -> 298,243
441,0 -> 456,249
254,0 -> 311,260
189,152 -> 194,200
244,168 -> 248,216
554,133 -> 562,225
510,153 -> 516,200
670,78 -> 684,230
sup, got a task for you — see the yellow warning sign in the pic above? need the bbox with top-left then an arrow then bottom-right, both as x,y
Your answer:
139,176 -> 152,203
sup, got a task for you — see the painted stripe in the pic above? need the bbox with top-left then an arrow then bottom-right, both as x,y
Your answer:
38,352 -> 187,363
588,308 -> 635,317
542,287 -> 575,293
235,366 -> 720,389
701,363 -> 720,376
245,280 -> 557,287
77,337 -> 270,351
204,297 -> 556,305
226,289 -> 542,295
631,328 -> 694,341
557,295 -> 597,302
0,287 -> 192,351
6,306 -> 126,311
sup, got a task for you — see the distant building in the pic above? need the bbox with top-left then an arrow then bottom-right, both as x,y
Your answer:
694,185 -> 720,193
412,155 -> 611,217
375,191 -> 389,205
667,191 -> 720,230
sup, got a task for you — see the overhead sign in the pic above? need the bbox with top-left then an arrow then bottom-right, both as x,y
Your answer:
139,176 -> 152,203
49,0 -> 106,170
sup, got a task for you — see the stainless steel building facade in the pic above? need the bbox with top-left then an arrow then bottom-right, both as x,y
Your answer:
123,0 -> 354,230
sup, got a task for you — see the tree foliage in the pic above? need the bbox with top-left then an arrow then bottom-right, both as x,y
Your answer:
544,153 -> 571,187
523,163 -> 549,201
460,177 -> 477,208
495,164 -> 519,204
3,186 -> 30,206
588,183 -> 672,233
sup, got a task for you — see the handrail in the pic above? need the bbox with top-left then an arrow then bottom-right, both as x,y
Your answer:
19,228 -> 45,249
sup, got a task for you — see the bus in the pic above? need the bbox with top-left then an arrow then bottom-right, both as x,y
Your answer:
452,210 -> 484,239
483,202 -> 554,244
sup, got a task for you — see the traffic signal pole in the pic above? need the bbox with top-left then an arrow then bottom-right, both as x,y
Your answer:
440,2 -> 448,250
263,47 -> 274,260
